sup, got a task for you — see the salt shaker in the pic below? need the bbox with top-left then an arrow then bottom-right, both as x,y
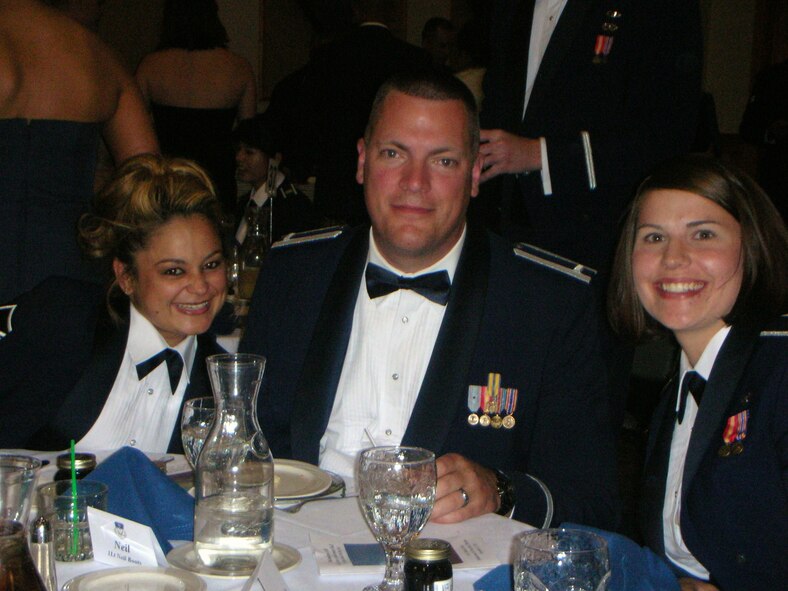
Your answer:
29,516 -> 58,591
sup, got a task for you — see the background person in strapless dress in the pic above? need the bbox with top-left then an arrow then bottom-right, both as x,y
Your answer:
135,0 -> 256,217
0,0 -> 158,303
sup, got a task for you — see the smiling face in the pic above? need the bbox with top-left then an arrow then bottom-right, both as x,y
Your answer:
114,215 -> 226,346
356,91 -> 481,273
632,189 -> 744,362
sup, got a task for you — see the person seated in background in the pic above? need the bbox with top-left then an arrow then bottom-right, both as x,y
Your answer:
241,71 -> 618,529
135,0 -> 256,215
0,155 -> 227,454
0,0 -> 158,302
421,16 -> 455,73
233,115 -> 319,247
608,155 -> 788,591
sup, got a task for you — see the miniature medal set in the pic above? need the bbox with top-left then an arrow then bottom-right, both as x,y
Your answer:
467,372 -> 517,429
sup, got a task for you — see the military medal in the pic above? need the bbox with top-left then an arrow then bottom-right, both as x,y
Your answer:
593,10 -> 622,64
468,373 -> 518,429
467,385 -> 481,426
502,388 -> 518,429
489,373 -> 503,428
719,409 -> 749,457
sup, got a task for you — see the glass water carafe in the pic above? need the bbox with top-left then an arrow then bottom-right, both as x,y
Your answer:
194,353 -> 273,573
0,520 -> 47,591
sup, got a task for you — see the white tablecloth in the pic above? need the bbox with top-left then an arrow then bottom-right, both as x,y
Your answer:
57,497 -> 531,590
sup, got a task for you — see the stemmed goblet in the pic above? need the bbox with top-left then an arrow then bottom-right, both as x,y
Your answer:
180,397 -> 215,469
357,446 -> 436,591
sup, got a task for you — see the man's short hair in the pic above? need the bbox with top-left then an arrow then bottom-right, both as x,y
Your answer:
364,71 -> 480,155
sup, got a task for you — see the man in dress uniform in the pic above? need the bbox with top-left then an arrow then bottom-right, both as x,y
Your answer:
241,71 -> 618,529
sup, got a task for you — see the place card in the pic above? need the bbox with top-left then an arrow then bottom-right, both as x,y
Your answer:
88,507 -> 166,567
240,548 -> 289,591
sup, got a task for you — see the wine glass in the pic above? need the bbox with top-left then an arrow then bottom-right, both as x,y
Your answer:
181,397 -> 215,469
513,528 -> 611,591
357,446 -> 436,591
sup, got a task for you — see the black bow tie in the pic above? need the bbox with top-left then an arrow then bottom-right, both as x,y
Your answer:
135,348 -> 184,394
365,263 -> 451,306
676,371 -> 706,424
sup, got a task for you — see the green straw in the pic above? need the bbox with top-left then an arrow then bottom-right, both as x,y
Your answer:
70,440 -> 78,557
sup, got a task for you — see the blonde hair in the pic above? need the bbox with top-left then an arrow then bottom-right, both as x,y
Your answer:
78,154 -> 223,319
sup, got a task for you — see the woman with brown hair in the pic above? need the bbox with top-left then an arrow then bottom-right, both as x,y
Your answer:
0,154 -> 227,453
608,155 -> 788,590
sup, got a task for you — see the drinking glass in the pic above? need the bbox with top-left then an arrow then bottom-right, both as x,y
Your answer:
513,528 -> 611,591
358,446 -> 436,591
0,454 -> 43,524
181,397 -> 215,469
37,481 -> 108,561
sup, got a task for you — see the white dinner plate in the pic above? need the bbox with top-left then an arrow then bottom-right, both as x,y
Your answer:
167,542 -> 301,578
63,566 -> 206,591
274,459 -> 332,500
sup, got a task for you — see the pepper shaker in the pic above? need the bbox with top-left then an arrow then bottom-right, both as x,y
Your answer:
29,515 -> 58,591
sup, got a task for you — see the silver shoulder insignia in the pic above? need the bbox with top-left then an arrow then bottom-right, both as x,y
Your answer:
271,226 -> 346,249
0,304 -> 17,339
760,313 -> 788,337
513,243 -> 596,284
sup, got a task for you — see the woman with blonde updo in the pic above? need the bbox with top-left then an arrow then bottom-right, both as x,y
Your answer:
0,154 -> 227,453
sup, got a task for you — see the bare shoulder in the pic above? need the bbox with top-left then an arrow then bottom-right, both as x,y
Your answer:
0,2 -> 128,120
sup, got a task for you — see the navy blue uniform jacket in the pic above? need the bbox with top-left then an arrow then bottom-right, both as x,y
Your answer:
0,277 -> 222,453
481,0 -> 703,272
241,224 -> 619,529
640,316 -> 788,590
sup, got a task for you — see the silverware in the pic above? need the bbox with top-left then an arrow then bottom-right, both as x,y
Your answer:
276,471 -> 346,513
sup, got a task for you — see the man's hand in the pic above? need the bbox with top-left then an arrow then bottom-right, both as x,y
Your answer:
430,453 -> 500,523
479,129 -> 542,183
678,577 -> 719,591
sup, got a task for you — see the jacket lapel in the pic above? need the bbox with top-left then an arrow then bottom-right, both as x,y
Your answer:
402,225 -> 489,451
41,320 -> 128,448
682,322 -> 760,490
525,0 -> 595,122
290,229 -> 369,463
640,375 -> 679,554
166,333 -> 219,453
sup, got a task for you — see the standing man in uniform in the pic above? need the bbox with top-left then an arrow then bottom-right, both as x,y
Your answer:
242,71 -> 618,529
478,0 -> 703,428
479,0 -> 703,276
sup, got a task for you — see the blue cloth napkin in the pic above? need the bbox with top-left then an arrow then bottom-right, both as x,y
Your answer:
84,446 -> 193,554
473,525 -> 679,591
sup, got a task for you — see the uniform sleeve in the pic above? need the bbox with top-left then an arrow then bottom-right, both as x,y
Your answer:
512,289 -> 620,530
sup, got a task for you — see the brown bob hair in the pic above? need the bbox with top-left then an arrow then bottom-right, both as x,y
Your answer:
608,154 -> 788,340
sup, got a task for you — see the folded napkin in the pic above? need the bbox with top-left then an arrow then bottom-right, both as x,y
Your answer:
562,523 -> 679,591
85,446 -> 193,554
473,525 -> 679,591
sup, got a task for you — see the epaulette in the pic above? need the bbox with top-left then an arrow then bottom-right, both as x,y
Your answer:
271,226 -> 346,249
760,313 -> 788,337
513,242 -> 596,284
0,304 -> 16,339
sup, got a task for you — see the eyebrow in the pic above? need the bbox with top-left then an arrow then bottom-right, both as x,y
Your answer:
636,219 -> 722,231
381,140 -> 461,156
155,249 -> 223,266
